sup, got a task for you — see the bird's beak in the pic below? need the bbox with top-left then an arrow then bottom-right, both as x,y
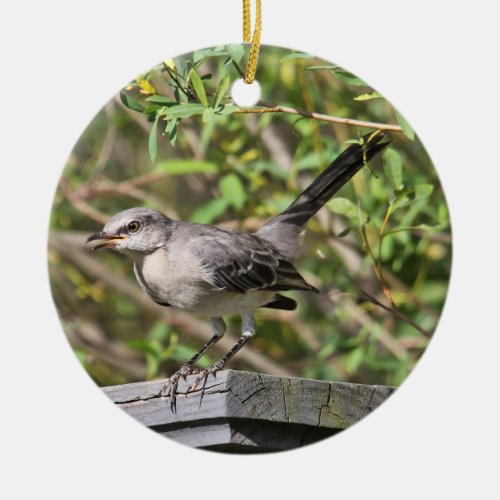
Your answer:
84,232 -> 125,252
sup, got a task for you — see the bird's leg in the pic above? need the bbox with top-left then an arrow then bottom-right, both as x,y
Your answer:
159,317 -> 226,412
189,310 -> 256,392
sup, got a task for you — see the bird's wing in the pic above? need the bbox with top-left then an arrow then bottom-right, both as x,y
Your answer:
189,226 -> 317,294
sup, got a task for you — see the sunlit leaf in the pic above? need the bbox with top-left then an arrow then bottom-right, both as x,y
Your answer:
163,58 -> 176,71
154,159 -> 218,175
354,91 -> 382,101
136,76 -> 155,95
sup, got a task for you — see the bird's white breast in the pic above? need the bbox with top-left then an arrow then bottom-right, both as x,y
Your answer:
133,245 -> 273,316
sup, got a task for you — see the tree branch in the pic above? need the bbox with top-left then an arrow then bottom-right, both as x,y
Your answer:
233,100 -> 403,133
359,289 -> 433,339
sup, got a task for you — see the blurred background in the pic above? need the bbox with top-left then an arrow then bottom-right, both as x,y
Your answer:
48,45 -> 451,388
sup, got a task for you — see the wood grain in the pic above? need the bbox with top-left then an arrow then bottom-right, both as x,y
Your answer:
103,370 -> 395,452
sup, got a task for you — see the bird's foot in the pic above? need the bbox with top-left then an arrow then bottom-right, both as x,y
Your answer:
188,361 -> 224,393
159,364 -> 196,412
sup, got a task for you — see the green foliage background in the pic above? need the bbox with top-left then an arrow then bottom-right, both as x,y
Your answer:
48,45 -> 451,388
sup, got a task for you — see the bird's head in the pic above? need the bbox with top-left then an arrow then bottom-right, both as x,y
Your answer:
85,207 -> 172,256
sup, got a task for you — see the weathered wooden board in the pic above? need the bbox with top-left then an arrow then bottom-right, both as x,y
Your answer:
103,370 -> 395,452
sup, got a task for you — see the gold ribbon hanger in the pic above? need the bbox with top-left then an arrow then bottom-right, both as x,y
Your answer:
242,0 -> 262,84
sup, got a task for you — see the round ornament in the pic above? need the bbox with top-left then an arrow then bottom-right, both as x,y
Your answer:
48,42 -> 451,452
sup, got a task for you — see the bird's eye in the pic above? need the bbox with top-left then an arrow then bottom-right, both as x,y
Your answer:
127,220 -> 141,233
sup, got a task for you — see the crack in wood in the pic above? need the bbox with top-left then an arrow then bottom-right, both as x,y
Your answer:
102,370 -> 395,451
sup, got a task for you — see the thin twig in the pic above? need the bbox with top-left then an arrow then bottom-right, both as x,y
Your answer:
76,179 -> 180,220
326,289 -> 408,359
359,289 -> 433,339
93,102 -> 118,175
233,100 -> 403,133
59,178 -> 108,225
376,205 -> 398,308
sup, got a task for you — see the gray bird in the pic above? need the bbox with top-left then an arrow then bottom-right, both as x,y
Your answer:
85,131 -> 390,408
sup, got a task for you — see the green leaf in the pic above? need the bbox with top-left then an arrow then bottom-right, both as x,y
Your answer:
164,117 -> 178,146
415,183 -> 434,199
305,64 -> 337,71
74,348 -> 87,366
280,52 -> 313,62
142,104 -> 163,115
173,56 -> 187,79
147,321 -> 170,342
202,107 -> 215,124
189,68 -> 208,106
145,95 -> 177,105
383,149 -> 404,190
145,353 -> 160,379
394,109 -> 415,140
385,223 -> 442,236
219,173 -> 247,210
326,197 -> 363,220
148,117 -> 158,162
154,159 -> 218,175
390,184 -> 434,210
172,344 -> 212,368
193,46 -> 228,64
164,103 -> 206,118
216,104 -> 239,115
332,68 -> 367,86
127,339 -> 159,357
418,281 -> 449,305
294,150 -> 324,171
120,91 -> 144,112
213,75 -> 231,109
226,44 -> 245,64
189,198 -> 228,224
354,91 -> 382,101
346,347 -> 364,374
337,228 -> 351,238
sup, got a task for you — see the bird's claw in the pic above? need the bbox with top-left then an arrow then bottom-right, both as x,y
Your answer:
159,364 -> 195,412
188,363 -> 223,393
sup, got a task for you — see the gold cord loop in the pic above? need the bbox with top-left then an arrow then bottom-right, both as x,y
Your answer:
242,0 -> 262,84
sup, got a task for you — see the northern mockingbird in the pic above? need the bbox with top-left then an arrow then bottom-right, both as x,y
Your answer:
85,130 -> 390,408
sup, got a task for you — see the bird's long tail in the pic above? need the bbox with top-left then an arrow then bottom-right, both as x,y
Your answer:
256,130 -> 391,258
